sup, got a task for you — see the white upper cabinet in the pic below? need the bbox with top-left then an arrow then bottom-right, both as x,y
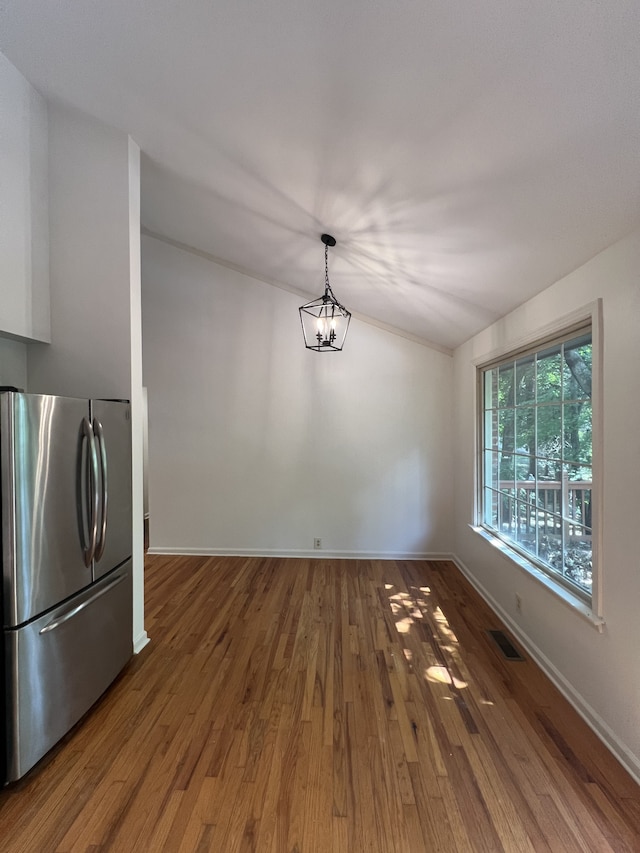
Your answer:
0,51 -> 50,343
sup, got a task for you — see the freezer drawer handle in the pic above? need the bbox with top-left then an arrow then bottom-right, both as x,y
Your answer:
94,418 -> 108,562
39,572 -> 128,634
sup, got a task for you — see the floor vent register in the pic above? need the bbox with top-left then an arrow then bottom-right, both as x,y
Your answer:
487,629 -> 525,661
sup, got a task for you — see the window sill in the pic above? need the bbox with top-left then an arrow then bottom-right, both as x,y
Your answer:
469,525 -> 605,632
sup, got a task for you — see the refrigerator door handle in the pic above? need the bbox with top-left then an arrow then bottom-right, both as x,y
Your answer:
39,571 -> 128,634
93,418 -> 108,562
81,417 -> 100,568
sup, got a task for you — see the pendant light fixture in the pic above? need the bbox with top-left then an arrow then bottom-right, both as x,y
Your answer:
299,234 -> 351,352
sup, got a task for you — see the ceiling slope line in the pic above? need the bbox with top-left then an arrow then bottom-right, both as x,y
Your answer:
141,228 -> 453,356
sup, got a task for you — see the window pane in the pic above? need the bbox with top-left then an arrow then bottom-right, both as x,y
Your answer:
515,356 -> 535,405
536,346 -> 562,402
545,538 -> 565,572
537,483 -> 561,520
484,450 -> 499,491
529,498 -> 544,543
498,488 -> 516,535
500,451 -> 514,485
564,526 -> 592,593
484,368 -> 498,409
516,475 -> 535,503
536,404 -> 562,460
514,407 -> 535,460
498,363 -> 514,407
484,408 -> 499,451
566,462 -> 592,481
563,403 -> 581,464
499,409 -> 514,452
536,459 -> 561,483
484,488 -> 499,528
539,510 -> 563,537
538,521 -> 562,568
562,401 -> 591,465
563,336 -> 592,401
514,499 -> 536,555
563,466 -> 592,532
514,453 -> 533,485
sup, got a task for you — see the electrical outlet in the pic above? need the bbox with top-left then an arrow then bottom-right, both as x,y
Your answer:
314,538 -> 322,550
515,593 -> 522,614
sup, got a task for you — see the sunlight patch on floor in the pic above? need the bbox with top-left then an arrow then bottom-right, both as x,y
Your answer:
425,665 -> 468,689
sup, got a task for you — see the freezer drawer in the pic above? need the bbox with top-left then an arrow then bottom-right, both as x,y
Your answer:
4,562 -> 133,783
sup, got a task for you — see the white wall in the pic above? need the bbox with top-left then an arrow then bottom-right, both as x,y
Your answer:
0,51 -> 49,342
0,338 -> 27,389
27,103 -> 133,398
27,103 -> 147,652
452,227 -> 640,781
142,235 -> 453,557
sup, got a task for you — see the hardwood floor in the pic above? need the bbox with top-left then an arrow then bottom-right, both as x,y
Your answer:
1,556 -> 639,851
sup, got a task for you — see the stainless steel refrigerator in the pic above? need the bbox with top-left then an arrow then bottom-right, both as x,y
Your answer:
1,391 -> 133,783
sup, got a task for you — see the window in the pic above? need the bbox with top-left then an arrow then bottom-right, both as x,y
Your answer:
479,325 -> 594,602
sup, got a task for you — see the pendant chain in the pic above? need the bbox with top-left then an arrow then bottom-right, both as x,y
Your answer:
325,243 -> 330,294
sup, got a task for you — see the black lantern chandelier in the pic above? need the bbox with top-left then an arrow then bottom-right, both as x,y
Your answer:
299,234 -> 351,352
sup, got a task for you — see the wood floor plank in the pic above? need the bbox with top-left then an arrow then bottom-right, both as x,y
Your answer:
0,555 -> 639,852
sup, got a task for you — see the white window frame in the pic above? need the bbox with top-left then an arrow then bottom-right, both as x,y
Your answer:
472,300 -> 603,627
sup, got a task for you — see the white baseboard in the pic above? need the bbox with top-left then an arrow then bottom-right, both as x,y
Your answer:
133,630 -> 150,654
450,554 -> 640,787
146,546 -> 453,560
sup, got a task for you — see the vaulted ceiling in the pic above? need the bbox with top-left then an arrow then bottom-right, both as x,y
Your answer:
2,1 -> 639,351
